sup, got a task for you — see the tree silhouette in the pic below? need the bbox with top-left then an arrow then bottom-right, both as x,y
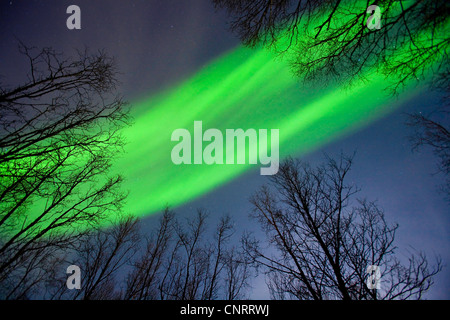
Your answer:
214,0 -> 449,93
0,43 -> 130,299
47,215 -> 140,300
124,209 -> 252,300
41,208 -> 251,300
215,0 -> 450,204
0,44 -> 252,300
244,154 -> 441,300
407,109 -> 450,201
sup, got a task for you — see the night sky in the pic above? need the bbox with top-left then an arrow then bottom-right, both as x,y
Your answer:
1,0 -> 448,299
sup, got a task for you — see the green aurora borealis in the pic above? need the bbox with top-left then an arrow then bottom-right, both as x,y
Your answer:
21,1 -> 448,230
115,46 -> 422,219
114,0 -> 449,220
111,1 -> 449,221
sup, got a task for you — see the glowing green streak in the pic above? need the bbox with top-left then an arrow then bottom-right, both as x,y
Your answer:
13,1 -> 447,232
115,51 -> 417,219
116,0 -> 448,219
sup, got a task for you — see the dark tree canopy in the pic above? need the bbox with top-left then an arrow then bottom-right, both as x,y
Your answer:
0,44 -> 130,298
214,0 -> 449,93
0,44 -> 252,301
41,209 -> 252,300
244,154 -> 441,300
407,108 -> 450,200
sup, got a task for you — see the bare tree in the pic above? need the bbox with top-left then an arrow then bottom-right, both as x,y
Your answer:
124,208 -> 175,300
47,215 -> 140,300
407,109 -> 450,200
223,247 -> 252,300
0,240 -> 67,300
244,154 -> 441,300
124,209 -> 252,300
202,215 -> 234,300
214,0 -> 449,93
0,43 -> 130,298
